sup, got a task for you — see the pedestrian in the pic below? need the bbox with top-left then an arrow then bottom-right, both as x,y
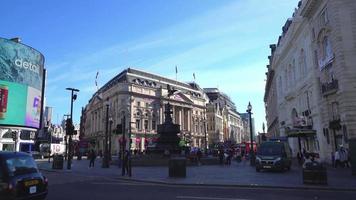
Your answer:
339,147 -> 347,168
303,154 -> 312,168
226,149 -> 232,165
334,148 -> 342,168
197,148 -> 202,165
122,150 -> 130,176
297,151 -> 303,165
218,149 -> 224,165
89,149 -> 96,168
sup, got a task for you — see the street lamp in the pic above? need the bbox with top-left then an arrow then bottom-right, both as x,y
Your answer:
102,101 -> 110,168
204,116 -> 208,155
246,102 -> 255,166
109,116 -> 113,161
65,87 -> 79,170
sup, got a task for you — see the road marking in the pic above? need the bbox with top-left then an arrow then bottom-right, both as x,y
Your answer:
176,196 -> 249,200
91,182 -> 154,186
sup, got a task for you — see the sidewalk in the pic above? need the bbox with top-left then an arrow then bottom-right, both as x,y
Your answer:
36,157 -> 356,191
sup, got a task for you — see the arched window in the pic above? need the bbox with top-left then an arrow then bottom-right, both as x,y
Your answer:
323,36 -> 333,60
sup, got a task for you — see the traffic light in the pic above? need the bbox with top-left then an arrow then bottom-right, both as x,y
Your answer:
66,118 -> 75,135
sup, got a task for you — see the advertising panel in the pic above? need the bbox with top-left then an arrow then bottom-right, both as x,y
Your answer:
0,38 -> 44,129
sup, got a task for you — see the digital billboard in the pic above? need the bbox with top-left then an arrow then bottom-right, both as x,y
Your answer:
0,38 -> 44,129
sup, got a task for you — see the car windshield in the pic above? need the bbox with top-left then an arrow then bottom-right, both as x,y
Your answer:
258,145 -> 283,156
5,156 -> 38,176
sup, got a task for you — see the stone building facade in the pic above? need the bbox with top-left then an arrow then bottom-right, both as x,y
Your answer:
264,45 -> 280,139
204,88 -> 244,146
81,68 -> 209,153
264,0 -> 356,163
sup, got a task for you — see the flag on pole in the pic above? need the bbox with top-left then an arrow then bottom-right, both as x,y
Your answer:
95,71 -> 99,87
175,66 -> 178,74
193,73 -> 196,81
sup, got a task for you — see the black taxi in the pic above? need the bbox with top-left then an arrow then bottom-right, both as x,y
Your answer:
0,151 -> 48,200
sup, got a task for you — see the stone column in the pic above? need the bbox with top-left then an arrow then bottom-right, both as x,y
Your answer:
188,109 -> 191,131
179,108 -> 182,128
159,106 -> 163,124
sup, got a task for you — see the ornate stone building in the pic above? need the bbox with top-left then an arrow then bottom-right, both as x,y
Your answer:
264,0 -> 356,163
264,45 -> 280,139
204,88 -> 244,146
81,68 -> 209,153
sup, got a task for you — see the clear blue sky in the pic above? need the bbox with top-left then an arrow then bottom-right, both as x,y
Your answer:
1,0 -> 298,132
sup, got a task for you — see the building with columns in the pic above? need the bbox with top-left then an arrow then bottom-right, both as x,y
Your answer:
81,68 -> 209,154
204,88 -> 245,146
264,0 -> 356,163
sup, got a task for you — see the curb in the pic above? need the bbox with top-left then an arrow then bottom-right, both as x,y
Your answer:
113,176 -> 356,192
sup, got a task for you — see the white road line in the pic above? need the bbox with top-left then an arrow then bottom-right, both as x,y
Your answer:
176,196 -> 249,200
91,182 -> 154,186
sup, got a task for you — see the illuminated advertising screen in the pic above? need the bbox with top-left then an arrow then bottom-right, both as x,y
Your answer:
0,38 -> 44,129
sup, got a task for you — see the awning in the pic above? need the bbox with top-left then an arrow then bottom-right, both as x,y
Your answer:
286,128 -> 316,138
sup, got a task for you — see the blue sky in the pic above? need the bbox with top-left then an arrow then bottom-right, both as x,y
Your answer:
1,0 -> 298,132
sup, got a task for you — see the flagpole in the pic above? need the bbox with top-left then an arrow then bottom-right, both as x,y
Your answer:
175,66 -> 178,86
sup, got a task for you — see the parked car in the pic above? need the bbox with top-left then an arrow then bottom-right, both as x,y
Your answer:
255,141 -> 292,172
0,151 -> 48,200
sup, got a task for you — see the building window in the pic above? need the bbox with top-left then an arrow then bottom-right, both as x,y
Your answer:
331,102 -> 339,120
136,119 -> 141,130
323,36 -> 333,60
144,120 -> 148,130
152,120 -> 156,130
137,101 -> 141,107
146,102 -> 149,108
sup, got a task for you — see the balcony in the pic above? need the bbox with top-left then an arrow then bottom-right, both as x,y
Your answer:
321,79 -> 338,96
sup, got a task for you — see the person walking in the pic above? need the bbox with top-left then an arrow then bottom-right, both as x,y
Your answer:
218,149 -> 224,165
334,148 -> 342,168
88,149 -> 96,168
226,149 -> 232,165
122,150 -> 130,176
197,148 -> 202,166
339,147 -> 348,168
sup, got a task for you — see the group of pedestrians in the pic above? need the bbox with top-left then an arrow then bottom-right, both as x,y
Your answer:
334,146 -> 350,168
218,148 -> 234,165
87,149 -> 131,176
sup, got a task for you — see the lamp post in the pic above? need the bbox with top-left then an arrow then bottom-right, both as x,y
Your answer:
102,102 -> 110,168
66,87 -> 79,170
48,127 -> 52,163
109,116 -> 113,161
63,114 -> 70,161
204,117 -> 208,155
121,116 -> 126,176
247,102 -> 255,166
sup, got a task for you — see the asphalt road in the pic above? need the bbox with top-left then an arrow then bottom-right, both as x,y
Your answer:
43,171 -> 356,200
